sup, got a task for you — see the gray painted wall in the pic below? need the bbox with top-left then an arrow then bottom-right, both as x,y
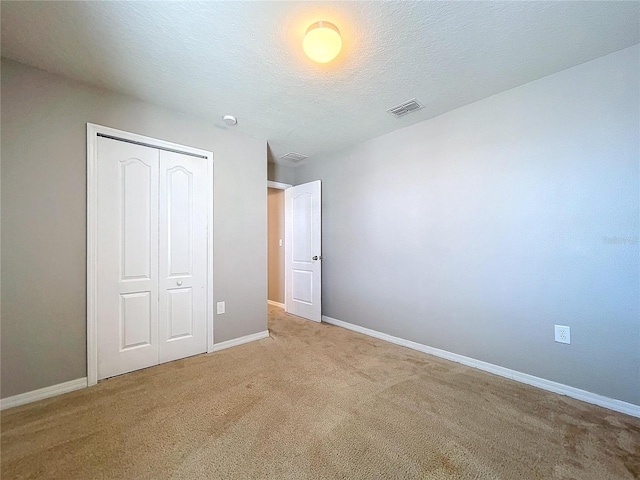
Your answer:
295,45 -> 640,405
267,162 -> 295,185
1,59 -> 268,398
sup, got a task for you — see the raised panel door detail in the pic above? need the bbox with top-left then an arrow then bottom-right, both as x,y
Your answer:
167,167 -> 193,278
96,135 -> 210,380
292,193 -> 312,263
158,150 -> 208,363
292,269 -> 313,304
167,288 -> 194,340
285,180 -> 322,322
97,137 -> 159,380
120,158 -> 152,280
119,291 -> 152,350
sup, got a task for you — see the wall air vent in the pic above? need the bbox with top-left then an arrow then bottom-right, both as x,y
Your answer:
280,152 -> 308,163
387,98 -> 424,118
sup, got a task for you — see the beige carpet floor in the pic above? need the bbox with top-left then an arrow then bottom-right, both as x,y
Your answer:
2,305 -> 639,479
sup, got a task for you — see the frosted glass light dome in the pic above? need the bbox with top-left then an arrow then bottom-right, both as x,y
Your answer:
303,21 -> 342,63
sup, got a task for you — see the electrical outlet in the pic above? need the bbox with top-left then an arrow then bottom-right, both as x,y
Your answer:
555,325 -> 570,344
217,301 -> 226,314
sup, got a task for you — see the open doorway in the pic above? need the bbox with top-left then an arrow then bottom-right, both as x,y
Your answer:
267,179 -> 322,322
267,181 -> 290,309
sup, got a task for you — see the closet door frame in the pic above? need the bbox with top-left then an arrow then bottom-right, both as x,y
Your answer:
87,123 -> 214,387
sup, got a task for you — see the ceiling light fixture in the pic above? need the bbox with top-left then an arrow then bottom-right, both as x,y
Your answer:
222,115 -> 237,126
303,21 -> 342,63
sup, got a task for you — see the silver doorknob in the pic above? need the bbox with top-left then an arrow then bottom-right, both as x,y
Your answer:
312,256 -> 318,260
177,280 -> 183,286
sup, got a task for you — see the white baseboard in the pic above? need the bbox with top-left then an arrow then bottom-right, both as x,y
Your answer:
322,315 -> 640,418
1,377 -> 88,411
212,330 -> 270,352
267,300 -> 285,308
1,331 -> 270,410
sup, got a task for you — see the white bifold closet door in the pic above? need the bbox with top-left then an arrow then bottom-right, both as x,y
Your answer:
96,136 -> 208,380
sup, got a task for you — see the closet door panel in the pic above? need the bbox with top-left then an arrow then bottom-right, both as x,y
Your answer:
96,137 -> 159,380
158,150 -> 208,363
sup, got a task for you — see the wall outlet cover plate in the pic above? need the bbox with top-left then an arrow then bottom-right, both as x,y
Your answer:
554,325 -> 570,344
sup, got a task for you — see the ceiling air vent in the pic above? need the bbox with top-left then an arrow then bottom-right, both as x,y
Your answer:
280,152 -> 308,163
387,98 -> 424,118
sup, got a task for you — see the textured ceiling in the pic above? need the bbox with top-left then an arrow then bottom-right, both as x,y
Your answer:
2,1 -> 639,165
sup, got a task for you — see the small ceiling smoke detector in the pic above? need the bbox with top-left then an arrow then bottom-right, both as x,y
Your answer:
222,115 -> 237,126
280,152 -> 308,163
387,99 -> 424,118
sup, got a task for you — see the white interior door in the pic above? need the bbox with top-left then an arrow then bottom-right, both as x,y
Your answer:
97,137 -> 160,379
285,180 -> 322,322
96,137 -> 209,380
158,150 -> 208,363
